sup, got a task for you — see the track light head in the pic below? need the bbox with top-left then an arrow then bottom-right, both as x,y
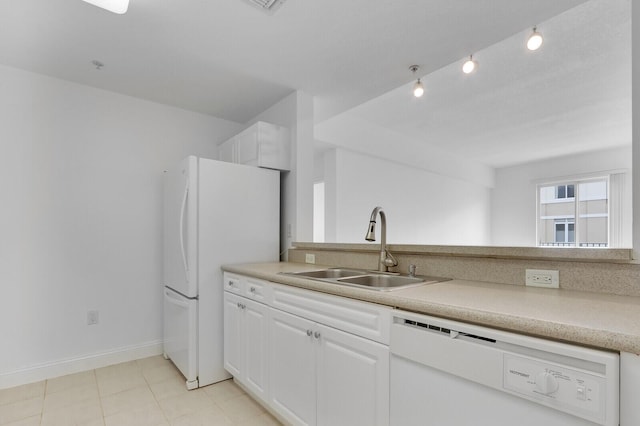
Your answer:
527,27 -> 543,51
409,65 -> 424,97
462,55 -> 477,74
413,79 -> 424,97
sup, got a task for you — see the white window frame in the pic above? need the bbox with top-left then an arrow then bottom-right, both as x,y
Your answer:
554,218 -> 575,244
555,184 -> 575,200
536,175 -> 610,248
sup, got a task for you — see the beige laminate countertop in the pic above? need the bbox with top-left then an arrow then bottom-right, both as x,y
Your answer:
222,262 -> 640,354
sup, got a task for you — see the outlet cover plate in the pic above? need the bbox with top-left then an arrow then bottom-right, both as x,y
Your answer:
305,253 -> 316,264
87,310 -> 99,325
525,269 -> 559,288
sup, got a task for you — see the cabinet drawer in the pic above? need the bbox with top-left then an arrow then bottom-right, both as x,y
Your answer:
223,272 -> 244,295
244,277 -> 271,303
271,283 -> 391,344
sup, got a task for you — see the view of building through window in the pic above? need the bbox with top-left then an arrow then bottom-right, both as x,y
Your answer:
538,178 -> 608,247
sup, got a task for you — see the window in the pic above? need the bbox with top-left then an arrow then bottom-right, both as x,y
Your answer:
554,219 -> 575,244
555,184 -> 574,199
538,178 -> 608,247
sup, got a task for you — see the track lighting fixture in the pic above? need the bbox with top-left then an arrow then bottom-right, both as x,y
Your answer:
527,27 -> 543,51
462,55 -> 477,74
409,65 -> 424,98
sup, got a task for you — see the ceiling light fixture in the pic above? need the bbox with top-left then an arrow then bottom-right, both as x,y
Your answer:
409,65 -> 424,98
462,55 -> 477,74
527,27 -> 543,51
81,0 -> 129,14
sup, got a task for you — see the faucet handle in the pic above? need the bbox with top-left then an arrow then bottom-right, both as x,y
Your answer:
408,264 -> 416,277
383,249 -> 398,268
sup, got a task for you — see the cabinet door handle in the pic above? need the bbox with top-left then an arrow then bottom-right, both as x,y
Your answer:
314,331 -> 321,339
306,329 -> 313,337
250,287 -> 256,293
228,281 -> 234,287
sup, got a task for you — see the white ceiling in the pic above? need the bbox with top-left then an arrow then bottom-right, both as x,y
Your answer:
323,0 -> 631,168
0,0 -> 592,125
1,0 -> 628,169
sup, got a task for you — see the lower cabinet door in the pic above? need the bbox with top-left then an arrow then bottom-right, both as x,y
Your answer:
243,298 -> 269,401
316,324 -> 390,426
269,309 -> 317,426
223,292 -> 244,378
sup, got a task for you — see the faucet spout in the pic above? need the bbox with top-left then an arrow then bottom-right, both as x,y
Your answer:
364,206 -> 398,272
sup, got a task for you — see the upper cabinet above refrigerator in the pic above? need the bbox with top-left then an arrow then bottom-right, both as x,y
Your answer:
218,121 -> 291,171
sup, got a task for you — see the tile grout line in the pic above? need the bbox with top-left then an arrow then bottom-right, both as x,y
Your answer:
142,361 -> 172,426
93,368 -> 106,426
39,379 -> 46,426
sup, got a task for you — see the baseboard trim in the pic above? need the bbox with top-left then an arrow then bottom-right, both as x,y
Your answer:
0,340 -> 163,390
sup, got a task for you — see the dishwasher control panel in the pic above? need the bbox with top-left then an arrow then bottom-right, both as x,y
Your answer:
503,354 -> 606,424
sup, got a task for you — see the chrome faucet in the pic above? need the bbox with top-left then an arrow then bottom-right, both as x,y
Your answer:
365,206 -> 398,272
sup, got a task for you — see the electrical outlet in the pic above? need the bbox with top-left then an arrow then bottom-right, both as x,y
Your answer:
305,253 -> 316,264
87,310 -> 99,325
525,269 -> 559,288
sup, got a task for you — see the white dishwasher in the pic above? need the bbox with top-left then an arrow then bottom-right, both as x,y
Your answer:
390,311 -> 619,426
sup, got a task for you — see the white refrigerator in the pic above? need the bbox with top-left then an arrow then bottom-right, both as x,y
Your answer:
163,156 -> 280,389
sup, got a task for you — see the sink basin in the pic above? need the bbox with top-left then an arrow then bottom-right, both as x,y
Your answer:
282,268 -> 449,291
288,268 -> 365,279
337,274 -> 425,289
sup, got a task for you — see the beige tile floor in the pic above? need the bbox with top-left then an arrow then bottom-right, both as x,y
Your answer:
0,356 -> 282,426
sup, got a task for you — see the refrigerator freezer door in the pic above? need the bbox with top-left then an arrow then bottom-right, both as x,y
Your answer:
163,287 -> 198,389
164,156 -> 198,298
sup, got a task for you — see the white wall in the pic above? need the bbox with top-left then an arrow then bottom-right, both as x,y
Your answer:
491,146 -> 632,247
0,64 -> 242,386
323,148 -> 491,245
315,114 -> 495,189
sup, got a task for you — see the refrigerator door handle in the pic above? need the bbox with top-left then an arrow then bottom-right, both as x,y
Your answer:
179,180 -> 189,283
165,288 -> 190,308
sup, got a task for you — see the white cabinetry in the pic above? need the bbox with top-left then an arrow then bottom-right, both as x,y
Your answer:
316,323 -> 389,426
218,121 -> 290,171
269,307 -> 389,426
223,273 -> 391,426
223,286 -> 270,402
269,308 -> 317,425
223,292 -> 243,378
268,282 -> 390,425
621,352 -> 640,425
218,138 -> 236,163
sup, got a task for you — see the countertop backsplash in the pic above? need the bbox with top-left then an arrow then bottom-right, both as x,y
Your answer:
288,242 -> 640,297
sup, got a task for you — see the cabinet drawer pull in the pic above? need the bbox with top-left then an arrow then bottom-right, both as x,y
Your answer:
250,287 -> 256,293
314,331 -> 321,339
306,329 -> 313,337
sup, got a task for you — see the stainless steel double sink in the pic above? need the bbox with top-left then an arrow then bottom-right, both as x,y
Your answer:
281,268 -> 449,292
